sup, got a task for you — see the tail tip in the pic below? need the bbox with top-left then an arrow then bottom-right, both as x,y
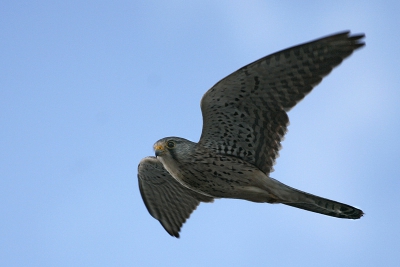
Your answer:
342,206 -> 364,219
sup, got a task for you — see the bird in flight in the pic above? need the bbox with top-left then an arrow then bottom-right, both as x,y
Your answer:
138,31 -> 365,237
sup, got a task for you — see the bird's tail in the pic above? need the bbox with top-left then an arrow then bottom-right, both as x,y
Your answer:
266,178 -> 364,219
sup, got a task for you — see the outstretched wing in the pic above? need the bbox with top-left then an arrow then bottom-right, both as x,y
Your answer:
199,31 -> 365,175
138,157 -> 213,237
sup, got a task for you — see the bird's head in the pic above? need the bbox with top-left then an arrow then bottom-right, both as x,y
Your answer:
153,137 -> 195,159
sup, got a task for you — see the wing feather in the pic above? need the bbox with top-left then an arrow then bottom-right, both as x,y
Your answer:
138,157 -> 213,237
199,31 -> 365,174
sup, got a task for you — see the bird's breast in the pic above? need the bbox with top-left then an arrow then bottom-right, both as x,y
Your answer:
157,155 -> 215,197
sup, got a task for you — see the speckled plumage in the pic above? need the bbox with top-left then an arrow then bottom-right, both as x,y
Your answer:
138,31 -> 365,237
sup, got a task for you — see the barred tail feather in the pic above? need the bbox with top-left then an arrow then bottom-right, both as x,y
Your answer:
267,178 -> 363,219
283,197 -> 364,219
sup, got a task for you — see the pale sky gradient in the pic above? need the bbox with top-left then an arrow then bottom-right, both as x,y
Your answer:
1,1 -> 400,266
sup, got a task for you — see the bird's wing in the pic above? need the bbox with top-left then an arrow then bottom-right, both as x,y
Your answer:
138,156 -> 214,237
199,31 -> 364,175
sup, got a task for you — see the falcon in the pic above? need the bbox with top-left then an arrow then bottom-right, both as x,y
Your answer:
138,31 -> 365,237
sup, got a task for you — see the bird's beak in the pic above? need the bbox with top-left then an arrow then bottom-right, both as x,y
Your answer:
154,144 -> 165,157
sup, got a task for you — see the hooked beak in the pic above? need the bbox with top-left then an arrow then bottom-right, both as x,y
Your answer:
154,144 -> 165,157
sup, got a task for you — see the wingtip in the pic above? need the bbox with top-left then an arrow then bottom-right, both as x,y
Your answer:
167,229 -> 180,238
163,221 -> 182,238
318,30 -> 365,49
348,32 -> 366,48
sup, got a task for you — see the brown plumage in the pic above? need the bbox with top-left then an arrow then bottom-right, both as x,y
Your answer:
138,31 -> 365,237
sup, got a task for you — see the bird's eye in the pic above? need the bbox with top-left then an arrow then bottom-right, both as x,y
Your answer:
166,140 -> 175,148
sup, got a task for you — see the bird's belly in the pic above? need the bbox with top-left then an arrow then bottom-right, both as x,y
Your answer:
158,153 -> 276,201
157,155 -> 215,197
179,156 -> 273,200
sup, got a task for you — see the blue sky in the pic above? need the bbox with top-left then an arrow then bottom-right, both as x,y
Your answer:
1,1 -> 400,266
